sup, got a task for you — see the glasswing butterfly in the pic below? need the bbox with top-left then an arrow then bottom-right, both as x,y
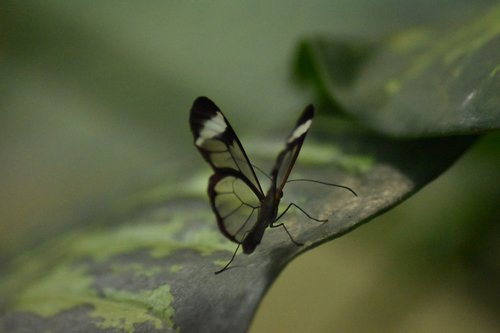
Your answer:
189,96 -> 356,273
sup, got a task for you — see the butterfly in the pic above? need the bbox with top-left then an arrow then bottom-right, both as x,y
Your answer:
189,96 -> 356,273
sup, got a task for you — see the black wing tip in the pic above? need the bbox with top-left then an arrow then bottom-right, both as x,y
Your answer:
303,104 -> 315,118
190,96 -> 221,133
296,104 -> 315,125
193,96 -> 215,108
191,96 -> 220,114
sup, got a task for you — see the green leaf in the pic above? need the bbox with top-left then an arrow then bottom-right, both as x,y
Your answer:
0,120 -> 475,332
295,4 -> 500,137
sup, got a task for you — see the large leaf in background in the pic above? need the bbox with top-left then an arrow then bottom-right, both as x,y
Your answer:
295,4 -> 500,137
0,119 -> 475,332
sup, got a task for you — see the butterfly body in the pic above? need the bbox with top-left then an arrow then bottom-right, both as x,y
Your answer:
241,183 -> 281,254
190,96 -> 314,263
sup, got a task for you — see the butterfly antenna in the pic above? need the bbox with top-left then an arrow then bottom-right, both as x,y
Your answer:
214,243 -> 241,275
286,179 -> 358,197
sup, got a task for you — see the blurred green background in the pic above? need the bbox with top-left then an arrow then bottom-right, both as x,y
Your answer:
1,1 -> 499,332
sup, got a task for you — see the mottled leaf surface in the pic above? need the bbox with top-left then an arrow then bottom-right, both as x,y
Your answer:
0,123 -> 474,332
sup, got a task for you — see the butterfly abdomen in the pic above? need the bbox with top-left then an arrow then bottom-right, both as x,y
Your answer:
242,225 -> 265,254
242,194 -> 278,253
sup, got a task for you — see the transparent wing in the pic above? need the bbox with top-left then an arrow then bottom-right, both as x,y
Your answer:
271,105 -> 315,191
190,96 -> 263,194
208,170 -> 263,243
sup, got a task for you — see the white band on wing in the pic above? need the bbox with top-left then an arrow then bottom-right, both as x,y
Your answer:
196,111 -> 227,146
287,119 -> 312,143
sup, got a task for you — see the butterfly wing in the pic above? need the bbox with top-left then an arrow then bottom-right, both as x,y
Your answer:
271,105 -> 315,191
208,170 -> 263,243
190,96 -> 265,243
190,96 -> 263,194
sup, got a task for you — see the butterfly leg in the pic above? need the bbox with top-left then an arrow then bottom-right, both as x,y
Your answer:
214,243 -> 241,275
269,222 -> 303,246
276,202 -> 327,223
